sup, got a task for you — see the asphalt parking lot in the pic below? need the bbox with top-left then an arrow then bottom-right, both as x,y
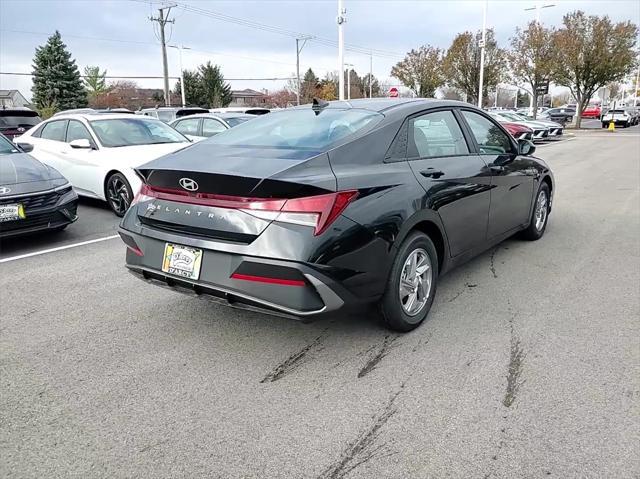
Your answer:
1,129 -> 639,478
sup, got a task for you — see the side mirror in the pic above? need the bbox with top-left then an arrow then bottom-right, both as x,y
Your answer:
69,139 -> 93,149
16,142 -> 34,153
518,139 -> 536,156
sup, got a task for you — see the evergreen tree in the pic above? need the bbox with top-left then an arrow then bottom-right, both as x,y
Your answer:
300,68 -> 319,103
199,62 -> 232,108
31,31 -> 87,110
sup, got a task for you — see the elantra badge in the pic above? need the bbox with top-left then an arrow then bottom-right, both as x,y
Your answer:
179,178 -> 199,192
0,187 -> 10,195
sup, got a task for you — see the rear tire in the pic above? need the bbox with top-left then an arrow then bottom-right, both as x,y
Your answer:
105,172 -> 133,217
379,232 -> 439,332
521,183 -> 550,241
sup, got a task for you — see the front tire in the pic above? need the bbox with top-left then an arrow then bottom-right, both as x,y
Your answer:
105,172 -> 133,217
521,183 -> 550,241
379,232 -> 439,332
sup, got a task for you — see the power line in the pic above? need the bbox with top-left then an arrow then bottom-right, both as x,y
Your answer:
128,0 -> 405,60
0,72 -> 294,81
150,4 -> 176,106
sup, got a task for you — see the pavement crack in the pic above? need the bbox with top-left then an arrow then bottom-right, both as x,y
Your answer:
489,247 -> 499,278
503,318 -> 526,408
317,385 -> 404,479
260,332 -> 326,383
357,335 -> 398,379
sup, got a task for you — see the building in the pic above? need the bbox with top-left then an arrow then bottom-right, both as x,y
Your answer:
0,90 -> 30,108
230,89 -> 267,107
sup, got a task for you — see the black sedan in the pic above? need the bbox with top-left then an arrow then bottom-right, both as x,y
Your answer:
119,99 -> 554,332
0,134 -> 78,238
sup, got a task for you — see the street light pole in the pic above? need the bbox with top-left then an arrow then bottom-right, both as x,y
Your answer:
345,63 -> 354,100
169,45 -> 190,108
295,36 -> 312,106
369,53 -> 373,98
477,0 -> 487,108
337,0 -> 346,101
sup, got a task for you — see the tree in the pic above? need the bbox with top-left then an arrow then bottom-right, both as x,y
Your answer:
263,88 -> 296,108
443,29 -> 506,105
172,63 -> 232,108
605,82 -> 622,102
391,46 -> 445,97
441,86 -> 464,101
83,65 -> 107,99
199,62 -> 232,108
360,73 -> 381,98
552,11 -> 638,127
509,21 -> 556,118
31,31 -> 87,110
300,68 -> 319,103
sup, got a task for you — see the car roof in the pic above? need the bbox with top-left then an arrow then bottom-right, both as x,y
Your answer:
171,113 -> 253,122
45,113 -> 162,121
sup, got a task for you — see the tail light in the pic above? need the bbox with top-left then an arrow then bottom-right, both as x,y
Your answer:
134,184 -> 358,236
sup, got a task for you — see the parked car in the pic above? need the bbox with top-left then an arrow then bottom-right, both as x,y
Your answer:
540,108 -> 575,125
581,105 -> 601,119
502,122 -> 534,142
511,113 -> 564,139
0,133 -> 78,238
488,111 -> 550,142
119,98 -> 554,332
0,107 -> 42,140
209,107 -> 271,115
14,114 -> 191,216
139,107 -> 209,123
601,109 -> 633,128
170,113 -> 255,141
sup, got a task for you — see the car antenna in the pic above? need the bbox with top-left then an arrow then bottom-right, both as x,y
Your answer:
312,97 -> 329,116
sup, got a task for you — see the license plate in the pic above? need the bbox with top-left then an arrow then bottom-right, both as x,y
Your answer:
162,243 -> 203,280
0,204 -> 25,222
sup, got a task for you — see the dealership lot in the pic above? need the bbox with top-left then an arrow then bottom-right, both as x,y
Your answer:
1,130 -> 639,477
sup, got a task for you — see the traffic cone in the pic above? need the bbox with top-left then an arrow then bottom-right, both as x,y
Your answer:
608,121 -> 615,132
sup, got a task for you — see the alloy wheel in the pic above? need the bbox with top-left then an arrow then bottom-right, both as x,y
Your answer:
399,248 -> 432,316
534,190 -> 548,231
107,176 -> 130,215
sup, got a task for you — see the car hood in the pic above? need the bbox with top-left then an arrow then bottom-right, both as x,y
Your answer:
110,142 -> 191,167
0,152 -> 68,195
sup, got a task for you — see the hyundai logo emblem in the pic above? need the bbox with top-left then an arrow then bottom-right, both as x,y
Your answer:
17,127 -> 25,132
179,178 -> 199,192
0,187 -> 10,195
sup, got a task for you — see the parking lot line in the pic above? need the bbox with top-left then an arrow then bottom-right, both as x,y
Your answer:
0,234 -> 120,264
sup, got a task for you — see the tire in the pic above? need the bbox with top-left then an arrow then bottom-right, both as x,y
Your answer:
105,172 -> 133,217
521,183 -> 550,241
379,232 -> 439,332
602,122 -> 607,128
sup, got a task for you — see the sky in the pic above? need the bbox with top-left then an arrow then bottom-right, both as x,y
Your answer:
1,0 -> 638,100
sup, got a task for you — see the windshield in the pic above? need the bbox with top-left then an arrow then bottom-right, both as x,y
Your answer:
90,118 -> 188,147
0,114 -> 42,128
207,108 -> 383,149
0,135 -> 19,154
156,110 -> 175,122
500,112 -> 527,122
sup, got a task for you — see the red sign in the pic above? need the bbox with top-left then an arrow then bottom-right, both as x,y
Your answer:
389,87 -> 399,98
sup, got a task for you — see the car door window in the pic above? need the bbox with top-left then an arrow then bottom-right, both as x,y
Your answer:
66,120 -> 94,143
461,111 -> 513,155
202,118 -> 227,137
408,110 -> 468,159
40,120 -> 68,142
174,118 -> 201,136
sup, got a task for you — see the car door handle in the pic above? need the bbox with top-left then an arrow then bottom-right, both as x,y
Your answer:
420,169 -> 445,179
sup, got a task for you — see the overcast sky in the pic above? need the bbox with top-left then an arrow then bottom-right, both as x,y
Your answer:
1,0 -> 638,99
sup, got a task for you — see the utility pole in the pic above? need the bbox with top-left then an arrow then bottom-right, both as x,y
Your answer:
369,53 -> 373,98
150,4 -> 176,106
494,86 -> 498,108
295,36 -> 312,106
525,3 -> 556,23
337,0 -> 346,101
477,0 -> 487,108
514,88 -> 519,108
169,45 -> 190,107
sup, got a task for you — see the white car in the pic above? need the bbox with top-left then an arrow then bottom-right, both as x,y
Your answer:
14,114 -> 191,216
601,109 -> 633,128
170,113 -> 254,141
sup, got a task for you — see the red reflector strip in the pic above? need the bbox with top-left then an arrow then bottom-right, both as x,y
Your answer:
127,245 -> 144,257
231,273 -> 305,287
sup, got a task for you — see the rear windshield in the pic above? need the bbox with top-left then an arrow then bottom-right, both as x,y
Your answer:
0,113 -> 42,128
207,108 -> 383,149
224,116 -> 251,127
90,118 -> 188,147
608,110 -> 626,114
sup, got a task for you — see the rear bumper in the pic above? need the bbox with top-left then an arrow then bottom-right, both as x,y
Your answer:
121,228 -> 366,320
